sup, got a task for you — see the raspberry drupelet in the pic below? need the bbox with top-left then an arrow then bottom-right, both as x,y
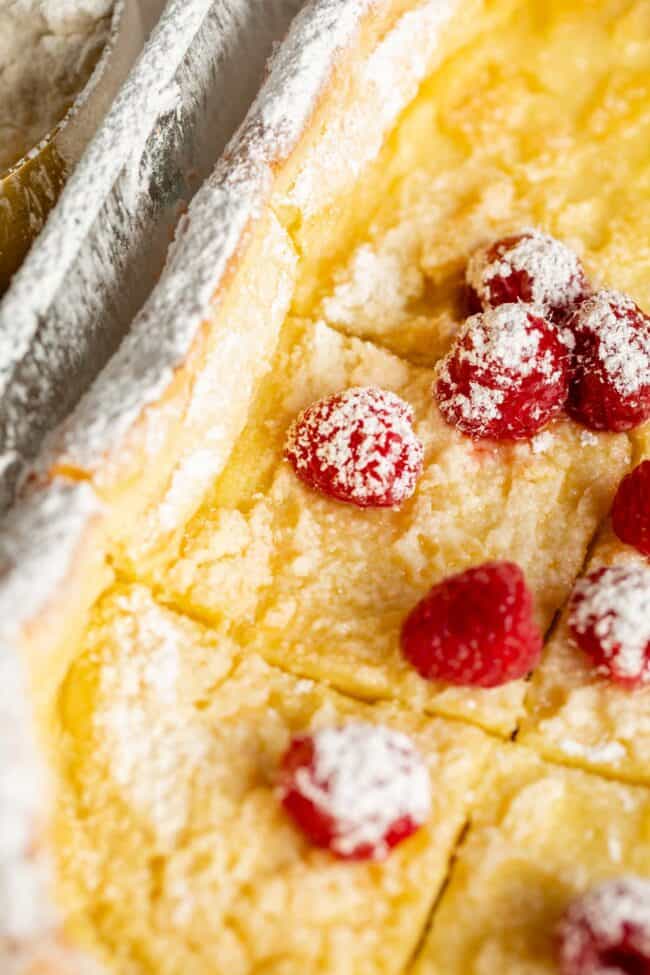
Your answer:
434,303 -> 570,441
278,722 -> 431,860
567,290 -> 650,432
285,386 -> 424,508
466,229 -> 587,319
401,561 -> 542,688
568,564 -> 650,688
557,877 -> 650,975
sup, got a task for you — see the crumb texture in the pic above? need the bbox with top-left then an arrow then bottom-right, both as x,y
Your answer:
413,746 -> 650,974
160,318 -> 628,735
55,584 -> 491,975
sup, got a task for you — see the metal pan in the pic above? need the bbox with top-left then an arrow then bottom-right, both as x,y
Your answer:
0,0 -> 144,292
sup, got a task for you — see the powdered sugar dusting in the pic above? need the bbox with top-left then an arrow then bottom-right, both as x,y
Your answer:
285,0 -> 456,214
570,564 -> 650,682
287,722 -> 430,859
0,645 -> 53,943
435,303 -> 563,436
323,233 -> 423,334
0,479 -> 103,644
575,290 -> 650,397
531,430 -> 555,454
94,589 -> 213,846
559,738 -> 626,766
559,877 -> 650,971
467,228 -> 584,310
286,386 -> 423,507
580,429 -> 599,446
0,480 -> 106,964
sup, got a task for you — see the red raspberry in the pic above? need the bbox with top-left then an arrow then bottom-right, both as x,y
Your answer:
434,304 -> 569,440
557,877 -> 650,975
568,564 -> 650,688
612,462 -> 650,558
278,722 -> 431,860
466,229 -> 587,318
400,561 -> 542,688
285,387 -> 424,508
567,290 -> 650,432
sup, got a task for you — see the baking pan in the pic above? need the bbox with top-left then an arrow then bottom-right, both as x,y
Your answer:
0,0 -> 304,511
0,0 -> 144,293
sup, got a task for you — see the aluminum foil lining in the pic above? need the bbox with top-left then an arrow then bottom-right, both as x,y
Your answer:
0,0 -> 304,511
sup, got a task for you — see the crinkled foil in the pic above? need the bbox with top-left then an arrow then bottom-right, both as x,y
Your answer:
0,0 -> 304,510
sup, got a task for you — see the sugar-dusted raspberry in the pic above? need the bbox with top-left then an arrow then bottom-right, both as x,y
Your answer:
466,229 -> 587,317
569,564 -> 650,688
401,561 -> 542,688
612,462 -> 650,558
567,290 -> 650,432
278,722 -> 431,860
434,303 -> 569,440
557,877 -> 650,975
285,386 -> 424,508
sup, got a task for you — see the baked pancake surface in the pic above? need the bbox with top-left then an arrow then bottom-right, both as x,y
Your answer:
310,0 -> 650,363
412,746 -> 650,975
55,584 -> 492,975
39,0 -> 650,972
156,317 -> 626,734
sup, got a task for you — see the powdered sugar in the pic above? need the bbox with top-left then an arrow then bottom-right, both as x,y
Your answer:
284,0 -> 456,214
570,564 -> 650,683
435,303 -> 566,438
531,430 -> 555,454
285,386 -> 424,507
93,589 -> 214,846
559,877 -> 650,972
467,228 -> 585,311
580,429 -> 599,446
574,290 -> 650,397
286,722 -> 431,859
0,479 -> 105,966
323,234 -> 423,334
0,479 -> 103,644
559,738 -> 626,766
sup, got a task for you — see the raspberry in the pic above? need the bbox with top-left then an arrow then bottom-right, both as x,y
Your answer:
285,387 -> 424,508
466,229 -> 587,318
434,303 -> 569,440
612,462 -> 650,558
400,561 -> 542,688
278,722 -> 431,860
567,290 -> 650,432
568,564 -> 650,688
557,877 -> 650,975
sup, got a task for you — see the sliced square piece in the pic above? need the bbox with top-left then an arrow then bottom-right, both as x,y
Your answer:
54,583 -> 492,975
411,744 -> 650,975
520,516 -> 650,784
311,0 -> 650,365
519,413 -> 650,782
154,318 -> 628,735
